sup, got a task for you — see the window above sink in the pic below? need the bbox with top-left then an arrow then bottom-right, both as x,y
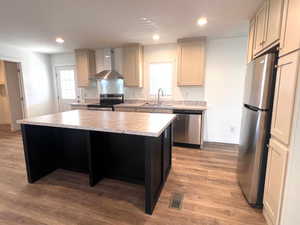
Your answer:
149,62 -> 173,96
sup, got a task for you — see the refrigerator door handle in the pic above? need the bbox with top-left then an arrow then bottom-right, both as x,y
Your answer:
244,104 -> 259,111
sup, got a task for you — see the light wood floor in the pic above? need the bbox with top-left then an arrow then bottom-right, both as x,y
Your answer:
0,127 -> 266,225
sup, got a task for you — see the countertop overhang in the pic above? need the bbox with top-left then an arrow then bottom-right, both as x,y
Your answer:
18,110 -> 176,137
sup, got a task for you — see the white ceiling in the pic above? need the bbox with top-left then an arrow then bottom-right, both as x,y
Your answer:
0,0 -> 263,54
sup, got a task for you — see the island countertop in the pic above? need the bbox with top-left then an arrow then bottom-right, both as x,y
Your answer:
18,110 -> 176,137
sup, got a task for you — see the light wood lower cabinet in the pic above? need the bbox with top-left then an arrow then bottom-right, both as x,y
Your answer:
115,107 -> 136,112
263,138 -> 288,225
71,105 -> 88,110
279,0 -> 300,56
271,50 -> 300,145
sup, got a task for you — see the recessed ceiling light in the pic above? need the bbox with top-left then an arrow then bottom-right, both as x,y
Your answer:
197,17 -> 208,26
105,55 -> 111,58
56,37 -> 64,44
153,34 -> 160,41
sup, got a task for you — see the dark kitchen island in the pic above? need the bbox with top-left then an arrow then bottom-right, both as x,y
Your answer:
18,110 -> 175,215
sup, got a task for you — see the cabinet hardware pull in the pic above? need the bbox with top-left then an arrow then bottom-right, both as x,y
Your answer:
275,61 -> 293,68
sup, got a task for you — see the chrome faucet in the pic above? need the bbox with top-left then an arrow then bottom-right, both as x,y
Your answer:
157,88 -> 164,105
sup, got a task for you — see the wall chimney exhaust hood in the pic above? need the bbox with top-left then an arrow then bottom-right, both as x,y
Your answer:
94,49 -> 123,80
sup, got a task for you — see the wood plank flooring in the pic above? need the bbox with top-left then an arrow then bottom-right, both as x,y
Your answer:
0,127 -> 266,225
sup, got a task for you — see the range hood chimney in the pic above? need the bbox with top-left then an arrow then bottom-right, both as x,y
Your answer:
95,49 -> 123,80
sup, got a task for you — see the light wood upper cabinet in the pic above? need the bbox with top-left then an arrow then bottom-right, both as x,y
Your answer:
265,0 -> 284,47
253,2 -> 268,55
279,0 -> 300,56
75,49 -> 96,88
177,37 -> 206,86
263,138 -> 288,225
271,50 -> 299,145
122,44 -> 143,87
251,0 -> 284,57
247,18 -> 256,63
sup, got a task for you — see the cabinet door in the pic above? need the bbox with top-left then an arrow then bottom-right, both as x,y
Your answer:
280,0 -> 300,56
247,18 -> 256,63
76,51 -> 89,87
122,45 -> 143,87
271,51 -> 299,145
265,0 -> 284,48
177,39 -> 205,86
263,138 -> 288,225
253,2 -> 268,55
75,49 -> 96,88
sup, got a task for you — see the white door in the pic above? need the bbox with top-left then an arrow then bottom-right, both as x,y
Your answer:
4,61 -> 25,131
56,66 -> 80,112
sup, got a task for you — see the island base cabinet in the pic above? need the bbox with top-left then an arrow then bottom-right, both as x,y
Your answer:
263,138 -> 288,225
21,125 -> 90,183
20,124 -> 172,215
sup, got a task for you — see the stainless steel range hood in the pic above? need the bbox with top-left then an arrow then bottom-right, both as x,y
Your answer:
94,49 -> 123,80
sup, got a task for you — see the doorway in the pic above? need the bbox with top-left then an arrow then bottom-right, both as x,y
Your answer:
55,66 -> 80,112
0,60 -> 25,132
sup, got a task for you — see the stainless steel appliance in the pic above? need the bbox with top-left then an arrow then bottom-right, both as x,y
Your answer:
88,49 -> 125,111
237,53 -> 276,208
173,109 -> 204,148
87,94 -> 124,111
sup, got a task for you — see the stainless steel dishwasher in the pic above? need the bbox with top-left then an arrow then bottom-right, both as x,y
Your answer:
173,109 -> 204,149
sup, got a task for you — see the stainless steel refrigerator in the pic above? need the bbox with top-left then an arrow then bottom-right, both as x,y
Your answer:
237,53 -> 276,208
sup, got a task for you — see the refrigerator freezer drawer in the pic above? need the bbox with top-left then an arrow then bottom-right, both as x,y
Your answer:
237,106 -> 270,206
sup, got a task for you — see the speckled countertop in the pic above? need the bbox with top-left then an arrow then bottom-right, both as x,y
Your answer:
18,110 -> 176,137
114,103 -> 207,111
71,100 -> 208,111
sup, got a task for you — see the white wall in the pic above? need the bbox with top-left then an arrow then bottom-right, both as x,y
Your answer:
204,37 -> 247,144
124,44 -> 205,101
0,44 -> 56,118
50,36 -> 247,144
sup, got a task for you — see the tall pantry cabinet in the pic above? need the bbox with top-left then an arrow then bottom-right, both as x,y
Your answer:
246,0 -> 300,224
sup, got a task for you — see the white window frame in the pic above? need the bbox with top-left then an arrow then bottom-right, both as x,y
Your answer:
55,66 -> 80,111
148,61 -> 174,98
